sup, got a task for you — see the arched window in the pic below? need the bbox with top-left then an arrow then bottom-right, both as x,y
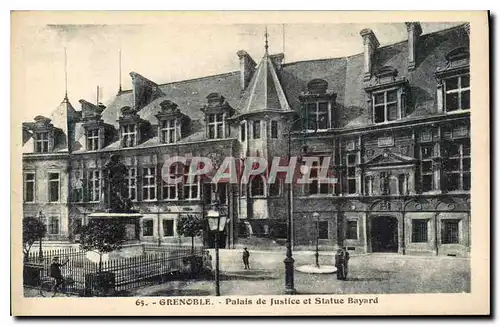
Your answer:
250,175 -> 266,197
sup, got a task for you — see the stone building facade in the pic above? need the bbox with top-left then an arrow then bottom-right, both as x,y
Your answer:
22,23 -> 471,256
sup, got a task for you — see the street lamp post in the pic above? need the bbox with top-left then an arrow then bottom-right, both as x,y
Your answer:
38,211 -> 45,261
284,115 -> 307,295
207,203 -> 227,297
313,212 -> 320,268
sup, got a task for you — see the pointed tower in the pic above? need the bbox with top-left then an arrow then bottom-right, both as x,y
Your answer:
230,28 -> 297,236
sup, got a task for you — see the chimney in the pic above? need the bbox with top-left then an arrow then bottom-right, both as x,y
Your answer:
360,28 -> 380,81
130,72 -> 160,111
270,53 -> 285,70
237,50 -> 256,91
405,22 -> 422,71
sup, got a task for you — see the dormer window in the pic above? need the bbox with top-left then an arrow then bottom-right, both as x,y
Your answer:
160,119 -> 179,144
365,67 -> 408,124
201,93 -> 233,140
299,79 -> 337,131
435,47 -> 470,113
444,74 -> 470,112
208,113 -> 225,139
373,89 -> 399,123
35,132 -> 49,153
29,115 -> 54,153
156,100 -> 188,144
121,124 -> 137,148
80,100 -> 107,151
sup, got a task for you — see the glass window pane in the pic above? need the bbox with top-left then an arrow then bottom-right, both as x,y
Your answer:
374,105 -> 385,123
387,90 -> 398,103
422,161 -> 433,173
348,179 -> 356,194
446,93 -> 459,111
461,75 -> 470,88
444,158 -> 460,171
463,157 -> 471,171
412,220 -> 428,243
208,114 -> 215,123
461,90 -> 470,110
422,175 -> 433,192
318,102 -> 328,112
374,93 -> 385,105
387,103 -> 398,121
463,173 -> 471,191
347,154 -> 356,165
446,174 -> 460,191
317,113 -> 328,129
446,77 -> 459,91
346,221 -> 358,240
217,124 -> 224,138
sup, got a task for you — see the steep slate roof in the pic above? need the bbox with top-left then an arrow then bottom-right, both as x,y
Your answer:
23,24 -> 470,154
236,52 -> 291,115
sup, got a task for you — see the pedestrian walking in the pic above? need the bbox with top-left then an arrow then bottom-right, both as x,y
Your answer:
242,247 -> 250,270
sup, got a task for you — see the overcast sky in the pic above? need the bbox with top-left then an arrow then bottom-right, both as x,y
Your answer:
16,22 -> 462,122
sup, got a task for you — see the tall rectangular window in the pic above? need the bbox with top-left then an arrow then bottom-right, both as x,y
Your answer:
86,129 -> 100,151
271,120 -> 278,139
420,144 -> 434,192
88,170 -> 100,202
35,132 -> 49,153
443,139 -> 470,191
163,220 -> 174,237
183,165 -> 200,200
142,219 -> 154,237
445,75 -> 470,112
48,172 -> 60,202
24,172 -> 35,202
346,154 -> 357,194
240,123 -> 246,141
162,165 -> 178,200
373,89 -> 399,123
125,168 -> 137,201
160,119 -> 178,144
142,167 -> 156,201
307,102 -> 330,130
411,219 -> 428,243
318,221 -> 329,240
122,124 -> 136,147
442,220 -> 460,244
208,113 -> 225,139
48,216 -> 60,235
253,120 -> 261,139
346,220 -> 358,240
308,157 -> 330,195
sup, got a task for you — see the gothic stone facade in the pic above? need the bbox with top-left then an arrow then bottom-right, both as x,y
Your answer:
22,23 -> 471,256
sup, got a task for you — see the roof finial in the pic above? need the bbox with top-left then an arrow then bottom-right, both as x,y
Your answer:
64,47 -> 68,100
118,49 -> 122,93
264,26 -> 269,54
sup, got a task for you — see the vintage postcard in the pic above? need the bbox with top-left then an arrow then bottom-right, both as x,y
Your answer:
11,11 -> 490,316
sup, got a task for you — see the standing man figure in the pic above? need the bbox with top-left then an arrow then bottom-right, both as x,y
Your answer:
334,249 -> 345,280
342,247 -> 350,280
242,247 -> 250,270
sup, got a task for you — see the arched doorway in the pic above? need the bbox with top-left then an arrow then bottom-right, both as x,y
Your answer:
371,216 -> 398,252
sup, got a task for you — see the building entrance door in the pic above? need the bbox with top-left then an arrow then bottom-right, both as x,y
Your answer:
371,216 -> 398,252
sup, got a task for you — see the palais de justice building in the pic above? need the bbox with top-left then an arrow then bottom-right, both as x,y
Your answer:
22,23 -> 471,257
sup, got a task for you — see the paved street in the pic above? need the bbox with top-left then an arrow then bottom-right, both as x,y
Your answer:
132,251 -> 470,296
23,251 -> 470,297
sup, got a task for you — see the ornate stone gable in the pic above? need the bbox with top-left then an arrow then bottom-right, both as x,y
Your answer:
363,149 -> 416,167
